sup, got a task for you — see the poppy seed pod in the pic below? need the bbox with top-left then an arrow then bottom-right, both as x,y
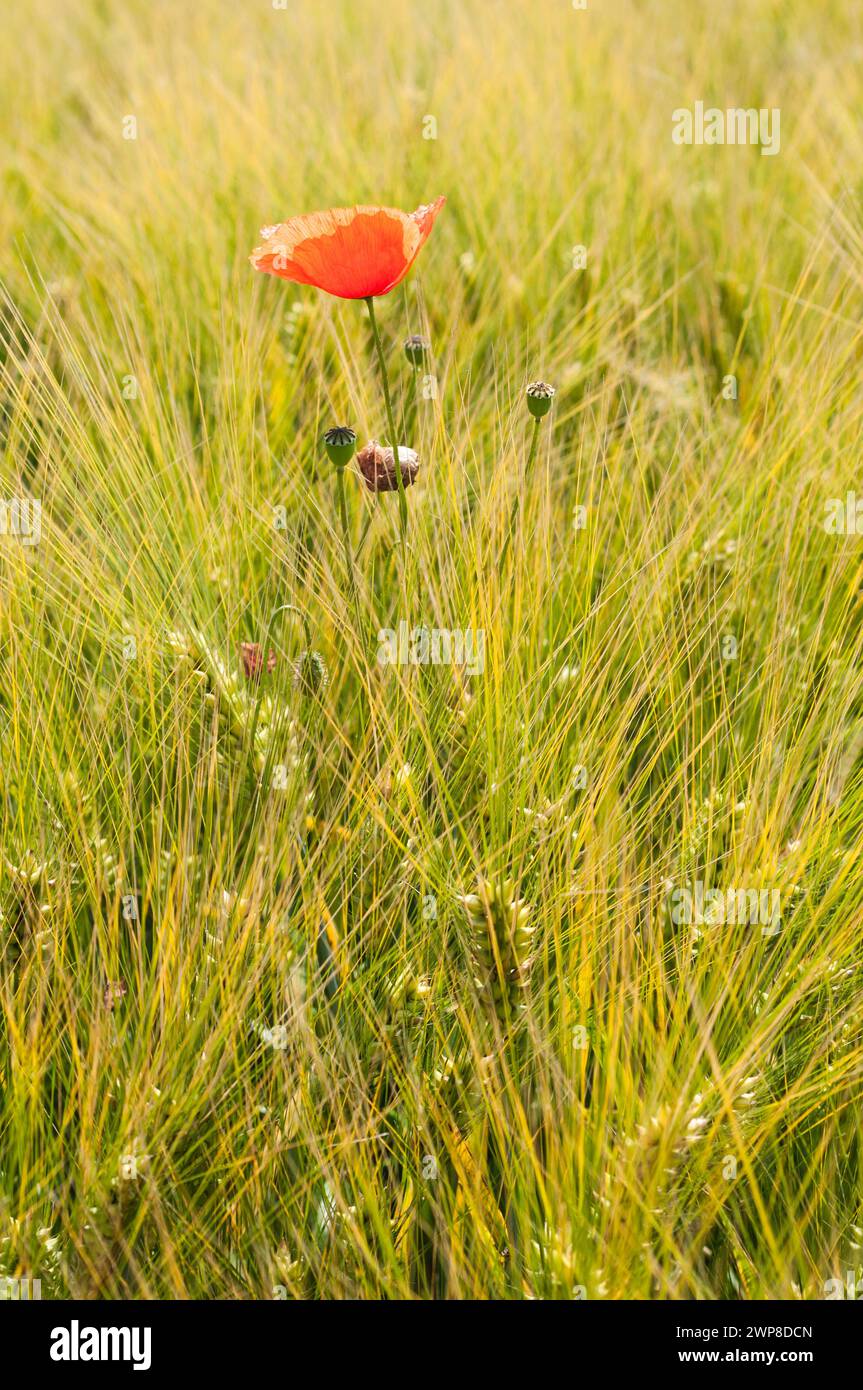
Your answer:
356,440 -> 420,493
403,333 -> 431,367
526,381 -> 555,419
323,426 -> 357,469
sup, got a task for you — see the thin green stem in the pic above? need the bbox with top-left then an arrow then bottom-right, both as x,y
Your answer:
336,464 -> 364,648
242,601 -> 311,791
268,602 -> 312,653
366,295 -> 409,545
526,414 -> 542,472
500,417 -> 542,571
335,467 -> 375,756
355,495 -> 378,559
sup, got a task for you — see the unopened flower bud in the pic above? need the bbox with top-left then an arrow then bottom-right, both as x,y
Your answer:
293,649 -> 329,699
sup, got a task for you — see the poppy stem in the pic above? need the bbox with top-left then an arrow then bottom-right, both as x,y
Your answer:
335,464 -> 364,647
500,417 -> 542,571
268,602 -> 312,653
526,413 -> 542,472
365,295 -> 409,545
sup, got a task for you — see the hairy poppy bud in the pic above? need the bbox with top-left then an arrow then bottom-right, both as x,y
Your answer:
526,381 -> 555,419
323,426 -> 358,469
293,649 -> 329,699
240,642 -> 276,681
356,440 -> 420,493
403,334 -> 430,367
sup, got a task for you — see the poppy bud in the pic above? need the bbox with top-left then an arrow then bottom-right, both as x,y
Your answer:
526,381 -> 555,419
356,440 -> 420,493
323,426 -> 358,469
293,649 -> 329,699
403,334 -> 431,367
240,642 -> 276,681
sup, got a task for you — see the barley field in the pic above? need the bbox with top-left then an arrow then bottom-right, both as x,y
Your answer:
1,0 -> 862,1302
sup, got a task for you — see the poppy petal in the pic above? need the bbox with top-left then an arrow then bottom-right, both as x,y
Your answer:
250,198 -> 445,299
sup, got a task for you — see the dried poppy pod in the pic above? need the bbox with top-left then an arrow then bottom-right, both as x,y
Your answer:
356,440 -> 420,493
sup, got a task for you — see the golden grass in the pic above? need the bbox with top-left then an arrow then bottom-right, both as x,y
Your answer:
1,0 -> 862,1299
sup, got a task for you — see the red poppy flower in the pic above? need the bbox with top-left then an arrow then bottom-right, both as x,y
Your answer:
250,197 -> 446,300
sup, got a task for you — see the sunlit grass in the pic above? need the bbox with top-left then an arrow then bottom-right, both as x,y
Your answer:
1,0 -> 862,1299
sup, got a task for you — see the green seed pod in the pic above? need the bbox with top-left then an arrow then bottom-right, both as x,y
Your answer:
403,333 -> 431,367
323,425 -> 358,469
526,381 -> 555,419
